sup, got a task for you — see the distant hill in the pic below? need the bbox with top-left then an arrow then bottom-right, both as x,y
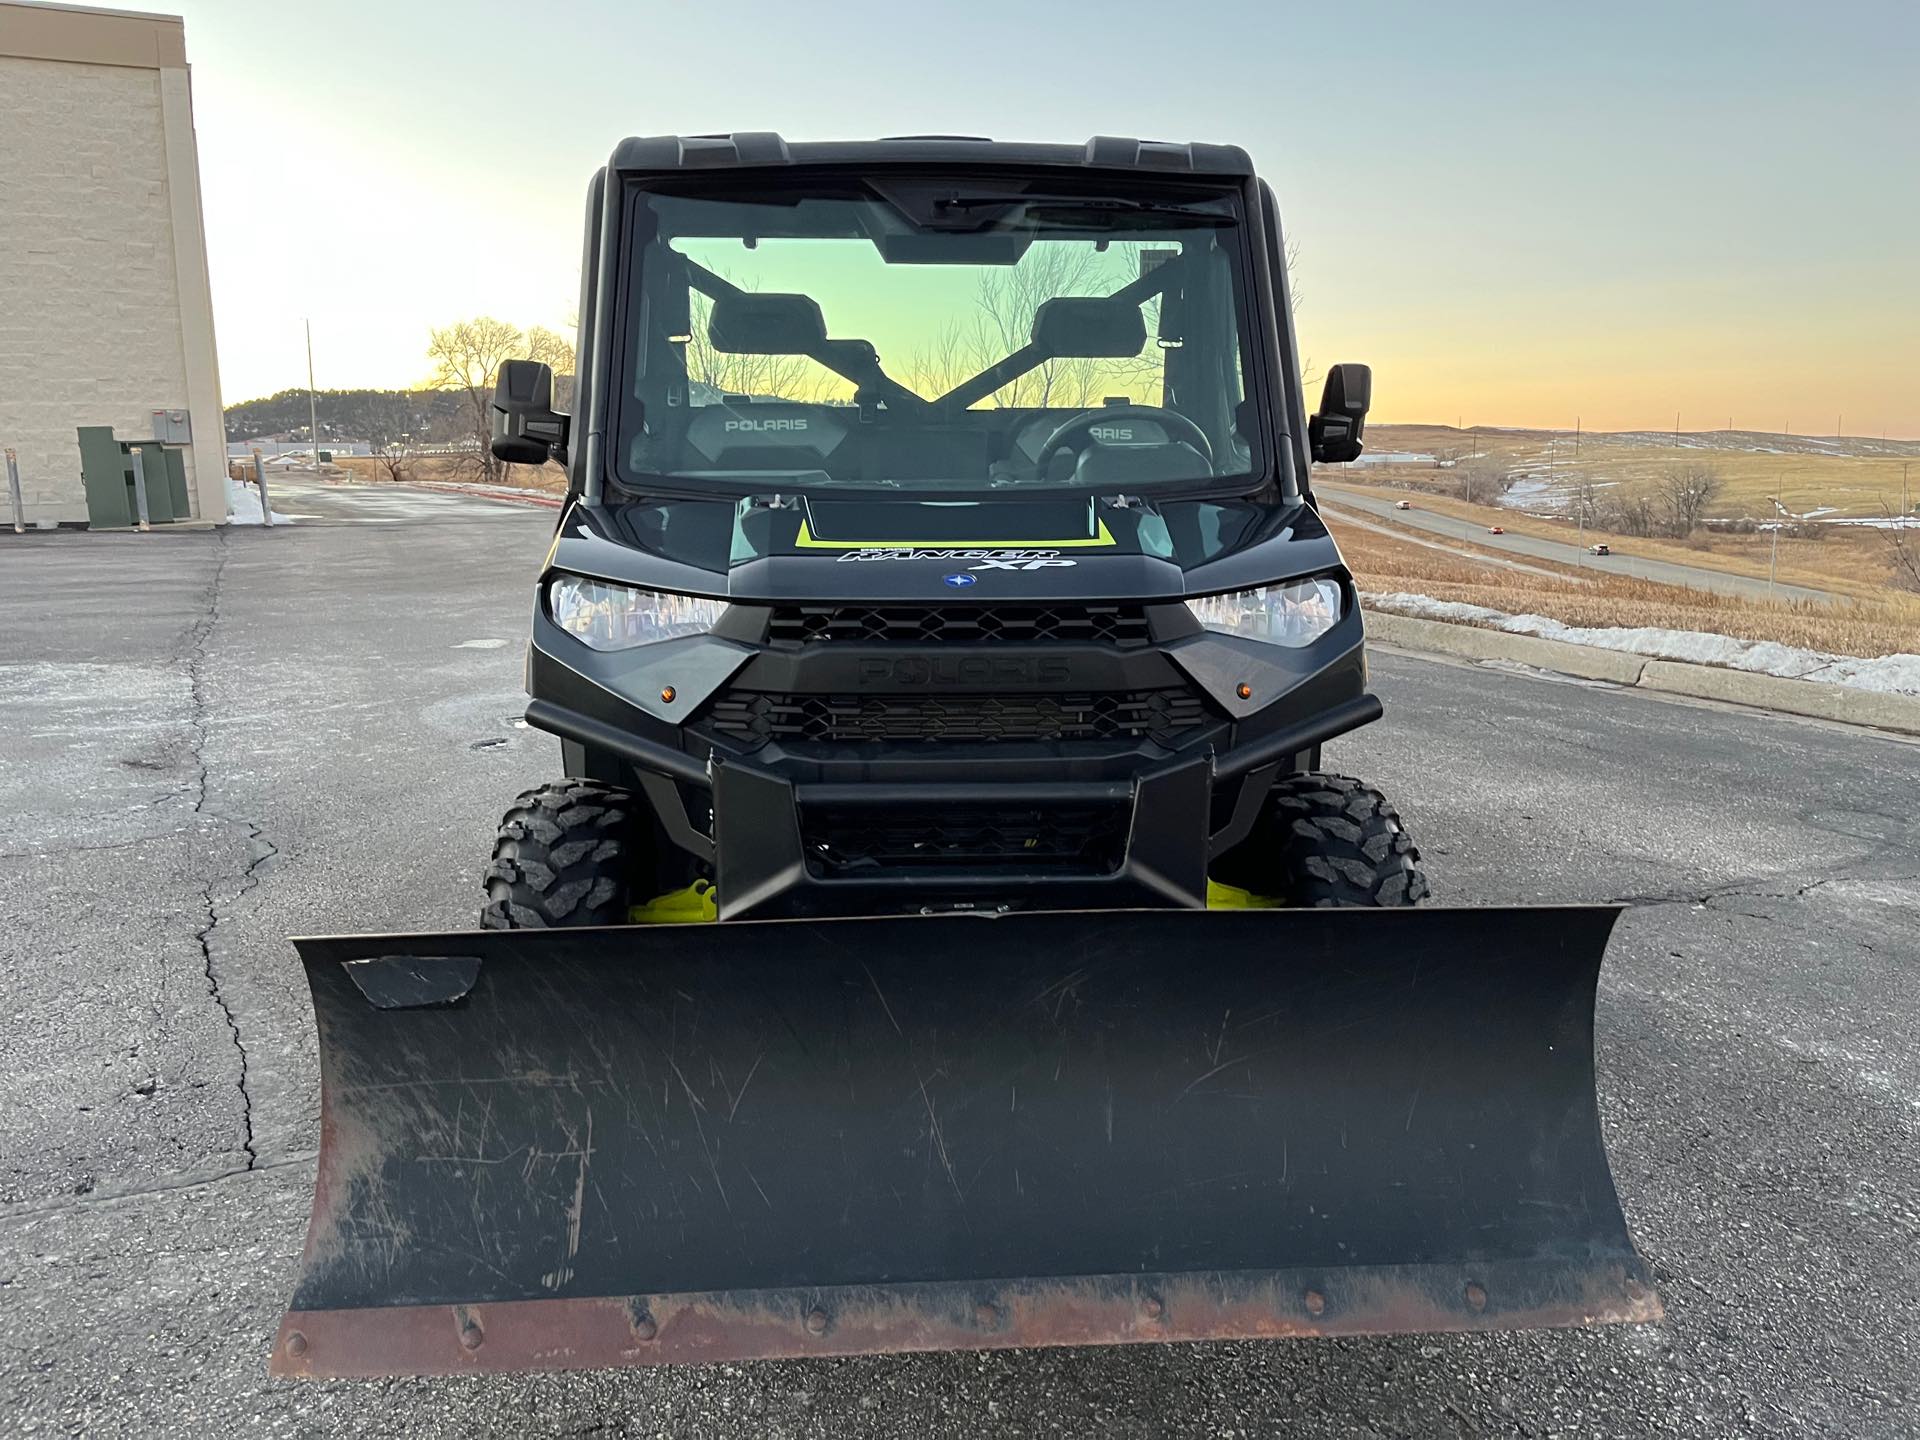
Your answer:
225,378 -> 578,446
224,388 -> 468,445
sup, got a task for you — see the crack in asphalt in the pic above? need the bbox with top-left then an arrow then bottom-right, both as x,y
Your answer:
0,835 -> 163,860
0,1152 -> 318,1225
179,533 -> 260,1173
1612,875 -> 1847,909
1612,871 -> 1920,936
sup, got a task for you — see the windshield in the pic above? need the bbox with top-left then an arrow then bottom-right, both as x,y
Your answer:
615,175 -> 1265,495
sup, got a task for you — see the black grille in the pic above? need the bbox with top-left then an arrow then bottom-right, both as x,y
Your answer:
767,604 -> 1152,648
802,803 -> 1126,877
703,688 -> 1208,745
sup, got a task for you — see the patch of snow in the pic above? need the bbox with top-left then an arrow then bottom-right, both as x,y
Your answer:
225,481 -> 287,526
1352,451 -> 1436,465
1825,515 -> 1920,530
1362,591 -> 1920,697
1498,477 -> 1554,510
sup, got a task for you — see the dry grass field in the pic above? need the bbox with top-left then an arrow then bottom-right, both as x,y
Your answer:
1336,519 -> 1920,659
1347,423 -> 1920,519
1324,423 -> 1920,596
333,454 -> 568,492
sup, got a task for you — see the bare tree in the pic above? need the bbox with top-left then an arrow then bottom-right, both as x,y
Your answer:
1872,504 -> 1920,593
682,292 -> 832,402
1598,485 -> 1659,537
904,320 -> 974,400
962,244 -> 1111,408
1457,455 -> 1507,505
1567,474 -> 1602,528
1285,233 -> 1318,391
428,316 -> 524,484
526,325 -> 576,379
363,392 -> 417,484
1654,462 -> 1720,537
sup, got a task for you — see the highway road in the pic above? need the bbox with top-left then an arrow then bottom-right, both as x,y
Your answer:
2,485 -> 1914,1437
1318,480 -> 1837,605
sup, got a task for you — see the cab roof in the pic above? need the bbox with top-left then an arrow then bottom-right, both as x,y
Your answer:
610,133 -> 1254,176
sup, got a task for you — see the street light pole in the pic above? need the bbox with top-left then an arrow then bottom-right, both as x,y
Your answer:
306,319 -> 321,469
1768,491 -> 1787,597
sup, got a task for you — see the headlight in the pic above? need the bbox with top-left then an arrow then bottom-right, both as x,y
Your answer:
1185,578 -> 1344,648
547,575 -> 726,651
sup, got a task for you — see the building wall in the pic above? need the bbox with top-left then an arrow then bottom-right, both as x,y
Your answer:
0,5 -> 225,528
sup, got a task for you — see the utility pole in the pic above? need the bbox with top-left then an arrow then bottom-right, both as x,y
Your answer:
1903,461 -> 1910,514
1574,415 -> 1580,457
306,319 -> 321,469
1768,494 -> 1781,597
1674,410 -> 1681,448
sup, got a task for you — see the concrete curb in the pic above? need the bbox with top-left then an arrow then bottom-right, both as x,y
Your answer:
408,482 -> 564,509
1363,609 -> 1920,737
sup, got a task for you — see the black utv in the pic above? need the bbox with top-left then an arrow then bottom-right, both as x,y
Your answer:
273,135 -> 1653,1382
483,132 -> 1425,926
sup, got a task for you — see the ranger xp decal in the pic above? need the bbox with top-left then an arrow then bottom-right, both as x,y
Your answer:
836,547 -> 1076,565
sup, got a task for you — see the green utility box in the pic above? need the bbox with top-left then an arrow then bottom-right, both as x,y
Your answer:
75,427 -> 193,528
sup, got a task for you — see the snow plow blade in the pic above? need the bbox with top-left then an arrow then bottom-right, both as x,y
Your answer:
273,906 -> 1657,1378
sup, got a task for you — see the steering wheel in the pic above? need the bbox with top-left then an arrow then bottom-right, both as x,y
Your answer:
1033,405 -> 1214,480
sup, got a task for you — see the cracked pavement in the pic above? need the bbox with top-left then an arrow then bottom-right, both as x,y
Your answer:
1,483 -> 1917,1437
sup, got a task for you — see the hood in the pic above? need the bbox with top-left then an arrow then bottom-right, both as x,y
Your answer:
545,492 -> 1345,602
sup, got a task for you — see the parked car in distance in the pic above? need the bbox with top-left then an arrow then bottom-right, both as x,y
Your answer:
1589,542 -> 1611,556
1395,499 -> 1412,510
1487,525 -> 1505,535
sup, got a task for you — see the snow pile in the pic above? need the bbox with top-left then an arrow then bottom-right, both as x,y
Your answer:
225,480 -> 286,526
1351,451 -> 1436,465
1363,591 -> 1920,697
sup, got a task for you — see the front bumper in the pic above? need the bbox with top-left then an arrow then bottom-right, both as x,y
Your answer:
525,601 -> 1378,919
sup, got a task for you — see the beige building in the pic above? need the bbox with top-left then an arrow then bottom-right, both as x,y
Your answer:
0,1 -> 225,526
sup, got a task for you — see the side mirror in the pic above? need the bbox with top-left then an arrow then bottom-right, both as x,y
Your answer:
491,359 -> 569,465
1308,362 -> 1371,464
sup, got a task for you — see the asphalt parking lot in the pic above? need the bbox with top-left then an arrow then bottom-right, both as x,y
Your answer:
2,483 -> 1916,1437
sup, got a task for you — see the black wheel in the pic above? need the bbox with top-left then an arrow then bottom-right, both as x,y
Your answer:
1212,772 -> 1429,907
480,780 -> 640,929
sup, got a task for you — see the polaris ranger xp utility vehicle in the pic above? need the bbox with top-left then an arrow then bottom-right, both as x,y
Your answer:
275,134 -> 1656,1379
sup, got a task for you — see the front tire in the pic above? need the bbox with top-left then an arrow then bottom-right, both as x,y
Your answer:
1212,772 -> 1429,907
480,780 -> 638,929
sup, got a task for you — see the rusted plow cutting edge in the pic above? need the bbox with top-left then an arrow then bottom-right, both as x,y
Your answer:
276,907 -> 1659,1378
275,1257 -> 1660,1377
